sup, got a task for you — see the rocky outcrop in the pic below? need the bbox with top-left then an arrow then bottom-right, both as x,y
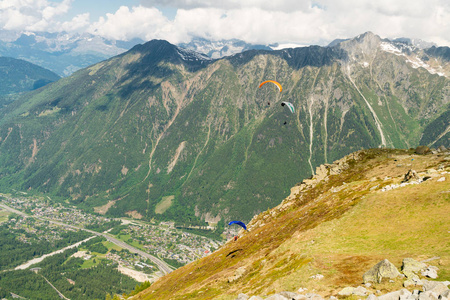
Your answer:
363,259 -> 401,283
234,258 -> 450,300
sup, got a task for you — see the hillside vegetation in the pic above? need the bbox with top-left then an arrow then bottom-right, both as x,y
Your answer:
0,57 -> 60,107
133,148 -> 450,299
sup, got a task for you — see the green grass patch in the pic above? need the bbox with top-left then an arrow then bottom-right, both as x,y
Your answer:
0,210 -> 9,223
155,195 -> 174,214
80,257 -> 102,269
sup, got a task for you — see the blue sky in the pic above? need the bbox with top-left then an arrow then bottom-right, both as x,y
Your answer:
1,0 -> 449,46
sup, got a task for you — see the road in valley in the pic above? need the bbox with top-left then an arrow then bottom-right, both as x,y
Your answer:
0,202 -> 173,275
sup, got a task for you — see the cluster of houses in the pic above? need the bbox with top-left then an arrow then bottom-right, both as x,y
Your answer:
1,194 -> 114,228
7,215 -> 76,244
119,224 -> 222,266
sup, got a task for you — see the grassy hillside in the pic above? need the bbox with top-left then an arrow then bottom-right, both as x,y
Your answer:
133,148 -> 450,299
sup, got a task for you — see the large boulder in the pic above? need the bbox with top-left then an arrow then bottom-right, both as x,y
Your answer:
378,289 -> 411,300
401,258 -> 427,278
415,146 -> 430,154
363,259 -> 401,283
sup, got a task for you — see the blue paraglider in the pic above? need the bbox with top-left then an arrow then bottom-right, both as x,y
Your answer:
228,220 -> 247,230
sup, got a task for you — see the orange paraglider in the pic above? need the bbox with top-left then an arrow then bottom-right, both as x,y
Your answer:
259,80 -> 282,92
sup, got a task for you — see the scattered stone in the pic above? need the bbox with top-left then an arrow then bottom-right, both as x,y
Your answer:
366,282 -> 373,288
402,258 -> 427,280
421,257 -> 440,263
264,295 -> 286,300
403,169 -> 419,183
437,177 -> 446,182
438,145 -> 447,152
404,278 -> 424,287
418,290 -> 439,300
279,291 -> 300,299
422,280 -> 449,295
354,286 -> 368,296
236,293 -> 249,300
378,289 -> 412,300
338,287 -> 355,296
367,294 -> 378,300
249,296 -> 264,300
363,259 -> 401,283
422,267 -> 439,279
310,274 -> 324,280
297,288 -> 308,293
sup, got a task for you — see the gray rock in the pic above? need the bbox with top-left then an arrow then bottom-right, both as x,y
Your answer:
438,146 -> 447,152
338,287 -> 355,296
442,291 -> 450,298
367,294 -> 378,300
422,267 -> 439,279
236,293 -> 250,300
404,278 -> 424,287
354,286 -> 368,296
402,169 -> 420,183
305,294 -> 324,300
364,259 -> 402,283
279,291 -> 301,299
418,291 -> 439,300
337,287 -> 368,297
378,289 -> 412,300
402,258 -> 427,276
265,294 -> 290,300
423,280 -> 449,293
249,296 -> 264,300
415,146 -> 430,154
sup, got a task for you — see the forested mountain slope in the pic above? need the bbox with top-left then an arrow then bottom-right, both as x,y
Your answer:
0,32 -> 448,224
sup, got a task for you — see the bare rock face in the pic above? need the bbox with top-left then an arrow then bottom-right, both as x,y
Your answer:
402,169 -> 419,183
363,259 -> 401,283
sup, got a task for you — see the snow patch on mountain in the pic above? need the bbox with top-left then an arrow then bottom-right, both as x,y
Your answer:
176,48 -> 212,61
380,42 -> 447,78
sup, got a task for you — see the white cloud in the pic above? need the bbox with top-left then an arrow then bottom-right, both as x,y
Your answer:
0,0 -> 89,32
87,6 -> 171,41
0,0 -> 449,47
140,0 -> 313,11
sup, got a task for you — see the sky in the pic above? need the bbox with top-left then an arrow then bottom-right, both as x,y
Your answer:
0,0 -> 449,46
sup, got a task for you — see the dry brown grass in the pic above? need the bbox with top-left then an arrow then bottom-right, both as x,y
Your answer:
133,149 -> 450,300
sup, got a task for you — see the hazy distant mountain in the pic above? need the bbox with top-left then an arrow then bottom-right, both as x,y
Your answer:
0,32 -> 448,225
0,56 -> 60,106
0,30 -> 144,76
178,37 -> 272,58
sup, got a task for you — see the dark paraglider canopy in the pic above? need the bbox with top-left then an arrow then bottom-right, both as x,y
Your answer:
228,220 -> 247,230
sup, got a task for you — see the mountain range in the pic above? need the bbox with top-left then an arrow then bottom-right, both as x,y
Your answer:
0,32 -> 448,226
0,30 -> 144,76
